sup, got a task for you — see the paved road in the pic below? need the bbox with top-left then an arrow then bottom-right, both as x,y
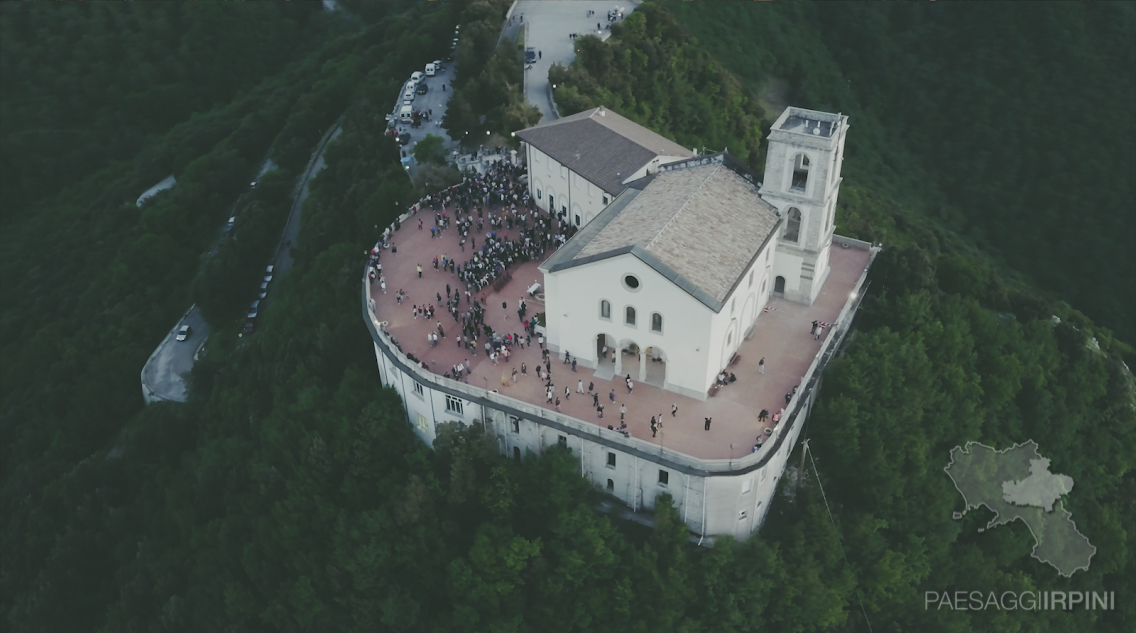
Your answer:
141,305 -> 209,403
518,0 -> 639,123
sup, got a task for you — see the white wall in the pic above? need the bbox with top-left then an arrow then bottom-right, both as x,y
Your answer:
544,254 -> 714,398
525,144 -> 612,227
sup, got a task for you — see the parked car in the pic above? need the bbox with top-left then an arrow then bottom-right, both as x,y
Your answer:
525,47 -> 537,63
410,71 -> 424,83
264,265 -> 274,283
176,325 -> 192,342
243,321 -> 255,334
398,133 -> 411,146
259,281 -> 269,299
416,83 -> 429,95
249,181 -> 257,189
247,300 -> 260,319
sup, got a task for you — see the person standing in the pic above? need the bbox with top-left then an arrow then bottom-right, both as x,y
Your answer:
577,379 -> 584,394
593,392 -> 600,408
650,417 -> 658,438
417,264 -> 423,278
625,375 -> 633,394
609,389 -> 616,403
588,381 -> 594,394
759,357 -> 765,374
564,385 -> 571,401
704,417 -> 712,431
521,362 -> 527,376
571,358 -> 577,372
512,367 -> 518,382
620,404 -> 626,421
671,403 -> 678,417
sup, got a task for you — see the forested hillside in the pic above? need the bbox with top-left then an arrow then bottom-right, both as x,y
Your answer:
0,1 -> 322,222
1,3 -> 1133,632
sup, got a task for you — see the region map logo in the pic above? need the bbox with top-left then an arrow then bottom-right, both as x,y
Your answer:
944,440 -> 1096,577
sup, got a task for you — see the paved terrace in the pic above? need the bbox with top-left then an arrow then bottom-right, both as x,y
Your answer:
370,201 -> 871,461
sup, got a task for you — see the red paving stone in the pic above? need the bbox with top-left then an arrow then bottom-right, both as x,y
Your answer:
370,190 -> 872,460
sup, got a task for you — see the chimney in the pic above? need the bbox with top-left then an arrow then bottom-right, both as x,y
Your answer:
598,106 -> 606,116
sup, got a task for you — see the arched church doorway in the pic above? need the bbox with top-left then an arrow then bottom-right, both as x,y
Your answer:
595,333 -> 616,380
774,276 -> 786,295
619,341 -> 643,383
644,346 -> 667,388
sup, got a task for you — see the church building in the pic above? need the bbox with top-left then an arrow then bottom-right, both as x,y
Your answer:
531,106 -> 851,400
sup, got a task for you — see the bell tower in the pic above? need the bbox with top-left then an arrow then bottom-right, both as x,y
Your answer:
759,107 -> 849,305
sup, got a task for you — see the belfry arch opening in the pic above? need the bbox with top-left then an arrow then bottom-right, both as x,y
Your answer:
791,154 -> 810,192
784,208 -> 801,243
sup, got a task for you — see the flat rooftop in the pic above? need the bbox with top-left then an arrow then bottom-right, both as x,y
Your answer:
369,181 -> 871,460
779,116 -> 838,138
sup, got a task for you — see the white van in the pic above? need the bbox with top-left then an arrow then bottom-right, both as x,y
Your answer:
425,63 -> 436,76
399,105 -> 412,122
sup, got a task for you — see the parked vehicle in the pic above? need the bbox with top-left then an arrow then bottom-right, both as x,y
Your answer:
416,83 -> 428,95
264,265 -> 274,283
176,325 -> 192,342
525,47 -> 537,63
425,62 -> 436,76
247,300 -> 260,319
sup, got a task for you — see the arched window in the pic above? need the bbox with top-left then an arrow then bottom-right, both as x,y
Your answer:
748,270 -> 754,288
513,447 -> 521,461
651,313 -> 663,333
784,208 -> 801,243
625,307 -> 636,326
791,154 -> 810,192
600,300 -> 611,319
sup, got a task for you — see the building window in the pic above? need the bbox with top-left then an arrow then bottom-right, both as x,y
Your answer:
761,279 -> 767,295
606,478 -> 614,492
623,275 -> 640,290
513,446 -> 521,461
742,478 -> 753,494
785,208 -> 801,243
607,452 -> 616,468
748,270 -> 754,288
731,298 -> 736,313
739,509 -> 748,521
625,307 -> 636,326
416,414 -> 429,434
651,313 -> 662,333
603,195 -> 610,205
511,416 -> 520,433
791,154 -> 810,192
558,435 -> 568,448
575,214 -> 581,226
537,188 -> 542,200
445,395 -> 464,415
658,470 -> 669,486
413,381 -> 424,396
600,300 -> 611,320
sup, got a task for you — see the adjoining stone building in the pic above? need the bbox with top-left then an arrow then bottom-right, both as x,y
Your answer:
364,106 -> 876,541
516,106 -> 694,229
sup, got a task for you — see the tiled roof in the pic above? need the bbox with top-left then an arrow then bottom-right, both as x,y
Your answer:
544,154 -> 781,310
515,107 -> 693,195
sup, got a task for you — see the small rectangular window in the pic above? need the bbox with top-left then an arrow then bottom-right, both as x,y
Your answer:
416,414 -> 429,433
537,188 -> 542,200
658,470 -> 669,486
607,452 -> 616,468
603,195 -> 609,205
739,510 -> 748,521
742,478 -> 753,494
575,214 -> 581,226
511,416 -> 520,433
558,435 -> 567,448
445,395 -> 464,415
413,381 -> 424,396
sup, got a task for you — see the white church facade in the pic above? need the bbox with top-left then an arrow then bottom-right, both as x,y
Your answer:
364,106 -> 876,542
